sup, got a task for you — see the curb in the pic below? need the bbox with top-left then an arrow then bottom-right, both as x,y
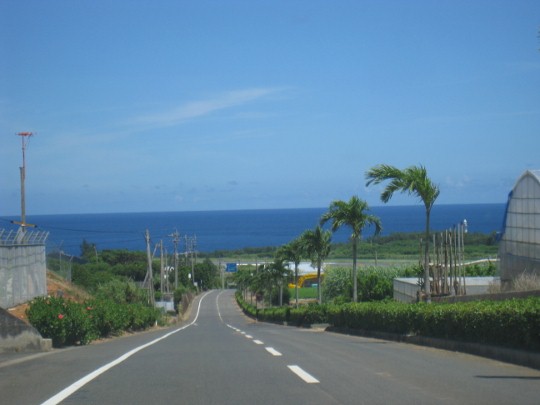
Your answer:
326,326 -> 540,371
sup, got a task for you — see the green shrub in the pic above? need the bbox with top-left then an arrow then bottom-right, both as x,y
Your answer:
94,279 -> 147,305
85,299 -> 129,337
322,267 -> 352,302
270,286 -> 290,306
27,297 -> 96,347
27,296 -> 161,347
234,291 -> 540,351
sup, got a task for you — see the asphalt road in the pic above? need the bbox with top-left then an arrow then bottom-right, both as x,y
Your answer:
1,289 -> 539,404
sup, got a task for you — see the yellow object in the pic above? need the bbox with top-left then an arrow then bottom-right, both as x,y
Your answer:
288,273 -> 324,288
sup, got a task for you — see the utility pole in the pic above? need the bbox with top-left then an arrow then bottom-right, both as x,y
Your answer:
185,235 -> 196,287
169,230 -> 180,290
160,240 -> 164,295
12,132 -> 36,232
144,230 -> 155,306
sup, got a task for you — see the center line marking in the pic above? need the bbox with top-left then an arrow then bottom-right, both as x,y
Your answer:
253,340 -> 264,345
288,365 -> 319,383
265,347 -> 282,356
245,335 -> 253,339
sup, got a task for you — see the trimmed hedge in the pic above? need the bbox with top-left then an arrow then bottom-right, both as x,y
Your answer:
236,293 -> 540,352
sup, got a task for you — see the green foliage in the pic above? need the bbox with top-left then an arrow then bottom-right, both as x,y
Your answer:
80,239 -> 98,262
234,294 -> 540,351
235,291 -> 258,318
322,267 -> 352,303
26,297 -> 97,346
27,294 -> 161,347
322,265 -> 421,303
94,279 -> 148,305
173,285 -> 196,313
194,258 -> 220,290
203,245 -> 279,259
270,285 -> 290,306
329,232 -> 498,260
464,262 -> 497,276
289,287 -> 318,299
72,245 -> 160,292
357,266 -> 406,301
85,299 -> 130,336
72,262 -> 117,292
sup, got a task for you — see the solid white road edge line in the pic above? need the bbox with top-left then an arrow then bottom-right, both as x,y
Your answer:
287,365 -> 320,384
41,290 -> 213,405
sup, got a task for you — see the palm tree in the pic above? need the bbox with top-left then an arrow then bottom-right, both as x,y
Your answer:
365,164 -> 440,302
300,226 -> 332,304
276,238 -> 304,308
320,196 -> 382,302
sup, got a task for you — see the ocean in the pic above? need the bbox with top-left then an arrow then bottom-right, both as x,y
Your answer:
0,204 -> 506,256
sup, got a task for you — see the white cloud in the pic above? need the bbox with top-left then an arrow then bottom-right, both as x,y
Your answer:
135,87 -> 286,128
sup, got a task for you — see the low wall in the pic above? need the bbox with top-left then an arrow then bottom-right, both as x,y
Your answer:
0,308 -> 51,353
393,277 -> 499,302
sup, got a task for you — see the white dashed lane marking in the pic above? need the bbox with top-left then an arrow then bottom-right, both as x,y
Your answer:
226,324 -> 319,384
288,365 -> 320,383
265,347 -> 282,356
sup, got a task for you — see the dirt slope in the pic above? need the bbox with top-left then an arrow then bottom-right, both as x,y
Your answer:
7,271 -> 91,324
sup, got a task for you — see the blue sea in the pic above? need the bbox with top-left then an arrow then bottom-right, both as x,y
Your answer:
0,204 -> 505,256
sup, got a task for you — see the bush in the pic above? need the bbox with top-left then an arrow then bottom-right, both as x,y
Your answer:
322,267 -> 352,302
357,266 -> 412,301
270,286 -> 290,306
94,279 -> 147,305
27,296 -> 161,347
27,297 -> 96,346
234,292 -> 540,351
85,299 -> 129,337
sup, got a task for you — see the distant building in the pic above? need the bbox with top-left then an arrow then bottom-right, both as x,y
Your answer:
498,169 -> 540,288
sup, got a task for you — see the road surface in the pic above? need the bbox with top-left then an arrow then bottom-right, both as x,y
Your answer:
1,289 -> 539,404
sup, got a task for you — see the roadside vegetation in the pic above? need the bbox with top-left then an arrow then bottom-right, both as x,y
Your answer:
25,163 -> 505,349
27,281 -> 162,347
28,241 -> 223,347
202,232 -> 498,262
236,291 -> 540,352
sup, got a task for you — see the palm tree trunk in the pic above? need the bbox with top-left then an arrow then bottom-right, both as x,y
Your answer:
424,208 -> 432,303
352,237 -> 358,302
295,263 -> 299,308
317,261 -> 322,304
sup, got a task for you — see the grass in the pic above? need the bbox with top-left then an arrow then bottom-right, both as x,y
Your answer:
289,287 -> 318,299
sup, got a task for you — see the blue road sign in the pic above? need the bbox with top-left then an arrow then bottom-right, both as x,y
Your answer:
226,263 -> 238,273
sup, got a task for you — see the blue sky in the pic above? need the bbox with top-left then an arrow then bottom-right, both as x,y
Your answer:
1,1 -> 539,215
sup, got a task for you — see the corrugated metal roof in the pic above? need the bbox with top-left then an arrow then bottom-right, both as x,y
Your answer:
530,170 -> 540,182
512,169 -> 540,193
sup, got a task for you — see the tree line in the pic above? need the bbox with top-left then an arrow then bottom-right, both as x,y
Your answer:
234,163 -> 457,306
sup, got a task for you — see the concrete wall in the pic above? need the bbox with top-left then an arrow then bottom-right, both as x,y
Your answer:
0,307 -> 51,353
393,277 -> 499,302
0,244 -> 47,308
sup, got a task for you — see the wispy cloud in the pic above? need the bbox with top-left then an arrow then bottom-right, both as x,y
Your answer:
33,87 -> 287,152
134,87 -> 286,128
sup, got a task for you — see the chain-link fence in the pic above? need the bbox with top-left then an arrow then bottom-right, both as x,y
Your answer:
0,228 -> 49,308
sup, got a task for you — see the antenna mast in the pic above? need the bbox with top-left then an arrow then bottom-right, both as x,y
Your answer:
14,132 -> 36,232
